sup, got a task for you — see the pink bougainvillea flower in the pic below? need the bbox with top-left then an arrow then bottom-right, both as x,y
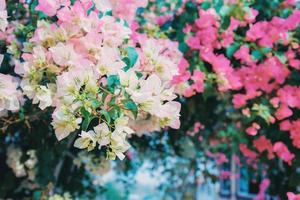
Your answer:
273,142 -> 295,165
191,69 -> 205,93
253,136 -> 274,159
186,36 -> 201,49
220,170 -> 231,180
205,54 -> 242,92
289,120 -> 300,149
270,97 -> 280,108
36,0 -> 70,17
279,120 -> 291,131
246,122 -> 260,136
254,179 -> 270,200
107,0 -> 148,24
187,121 -> 204,136
239,144 -> 257,159
234,45 -> 253,64
275,104 -> 293,120
276,85 -> 300,109
216,153 -> 228,165
287,192 -> 300,200
232,94 -> 248,108
183,87 -> 195,98
244,8 -> 258,23
195,9 -> 219,29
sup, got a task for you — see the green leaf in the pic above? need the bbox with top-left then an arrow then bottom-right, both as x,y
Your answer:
220,5 -> 233,16
87,3 -> 95,15
135,71 -> 143,79
83,116 -> 96,131
109,107 -> 120,120
80,107 -> 95,131
81,118 -> 89,131
214,0 -> 224,13
32,191 -> 42,200
80,107 -> 90,119
102,92 -> 108,103
261,47 -> 272,54
100,110 -> 111,124
221,16 -> 230,30
201,2 -> 211,10
179,42 -> 189,54
105,10 -> 113,16
123,100 -> 138,119
108,96 -> 116,107
107,75 -> 120,92
91,99 -> 101,108
251,50 -> 263,60
275,51 -> 287,64
18,107 -> 25,121
123,47 -> 138,71
226,43 -> 240,58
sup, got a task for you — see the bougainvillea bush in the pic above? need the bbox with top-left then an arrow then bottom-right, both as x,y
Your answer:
1,0 -> 300,199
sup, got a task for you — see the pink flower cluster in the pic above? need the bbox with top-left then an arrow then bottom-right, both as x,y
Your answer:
186,121 -> 204,136
240,135 -> 295,166
287,192 -> 300,200
280,120 -> 300,149
254,179 -> 270,200
246,11 -> 300,48
108,0 -> 148,24
36,0 -> 148,24
172,58 -> 205,97
253,136 -> 274,160
239,144 -> 257,162
206,151 -> 228,166
273,142 -> 295,166
35,0 -> 71,17
179,1 -> 300,167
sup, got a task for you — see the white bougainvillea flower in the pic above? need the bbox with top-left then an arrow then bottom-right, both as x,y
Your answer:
118,69 -> 139,92
94,47 -> 126,76
131,74 -> 163,114
33,85 -> 53,110
0,74 -> 21,112
6,145 -> 27,178
158,101 -> 181,129
74,130 -> 97,151
110,129 -> 131,160
49,43 -> 81,67
74,123 -> 111,151
52,107 -> 82,140
114,116 -> 135,135
94,123 -> 111,148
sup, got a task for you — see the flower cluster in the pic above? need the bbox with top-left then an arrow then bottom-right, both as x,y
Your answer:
0,73 -> 22,115
15,1 -> 181,160
6,145 -> 37,180
169,0 -> 300,168
35,0 -> 148,25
